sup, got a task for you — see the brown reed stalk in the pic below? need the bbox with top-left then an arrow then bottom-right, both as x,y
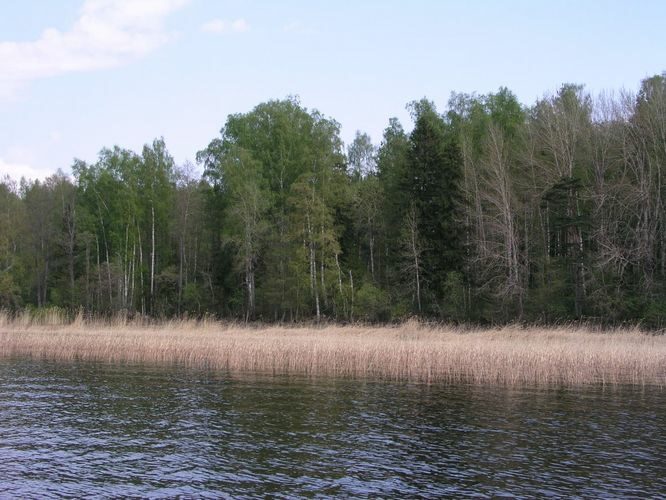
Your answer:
0,314 -> 664,386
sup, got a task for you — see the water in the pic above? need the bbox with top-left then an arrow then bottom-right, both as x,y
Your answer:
0,359 -> 665,498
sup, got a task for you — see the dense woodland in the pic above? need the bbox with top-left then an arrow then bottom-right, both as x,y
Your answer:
1,74 -> 666,326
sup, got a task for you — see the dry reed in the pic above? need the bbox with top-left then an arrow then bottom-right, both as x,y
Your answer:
0,312 -> 664,386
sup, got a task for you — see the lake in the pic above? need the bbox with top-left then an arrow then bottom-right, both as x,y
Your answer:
1,358 -> 665,497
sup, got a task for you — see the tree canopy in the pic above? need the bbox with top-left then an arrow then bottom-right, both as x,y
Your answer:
2,74 -> 666,327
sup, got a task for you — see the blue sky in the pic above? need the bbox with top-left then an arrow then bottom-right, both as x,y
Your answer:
1,0 -> 664,180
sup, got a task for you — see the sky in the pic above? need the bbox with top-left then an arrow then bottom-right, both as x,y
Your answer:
0,0 -> 665,181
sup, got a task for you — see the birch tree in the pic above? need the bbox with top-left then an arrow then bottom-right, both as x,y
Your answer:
529,84 -> 592,317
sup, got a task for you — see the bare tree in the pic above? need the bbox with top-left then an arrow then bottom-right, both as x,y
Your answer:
478,123 -> 524,315
530,85 -> 592,316
400,203 -> 424,312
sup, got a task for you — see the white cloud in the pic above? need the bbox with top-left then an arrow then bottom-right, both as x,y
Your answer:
0,0 -> 190,97
0,158 -> 51,182
201,18 -> 249,35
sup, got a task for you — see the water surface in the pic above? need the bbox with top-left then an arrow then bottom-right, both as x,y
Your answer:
0,358 -> 665,497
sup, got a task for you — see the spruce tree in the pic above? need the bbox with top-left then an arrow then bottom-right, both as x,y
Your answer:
405,99 -> 464,308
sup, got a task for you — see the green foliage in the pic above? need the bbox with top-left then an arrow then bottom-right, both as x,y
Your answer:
0,273 -> 21,309
197,97 -> 346,320
355,282 -> 391,322
524,267 -> 572,321
642,299 -> 666,329
401,99 -> 464,310
178,283 -> 199,314
3,76 -> 666,327
347,131 -> 376,179
440,271 -> 466,322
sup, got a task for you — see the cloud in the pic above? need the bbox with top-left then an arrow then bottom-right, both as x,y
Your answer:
0,158 -> 51,182
201,18 -> 249,35
0,0 -> 190,97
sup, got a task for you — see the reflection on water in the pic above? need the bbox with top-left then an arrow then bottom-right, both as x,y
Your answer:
0,358 -> 665,497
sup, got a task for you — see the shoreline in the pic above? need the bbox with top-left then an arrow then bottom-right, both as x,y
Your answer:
1,320 -> 665,386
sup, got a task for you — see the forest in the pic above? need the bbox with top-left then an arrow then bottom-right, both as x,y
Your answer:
1,73 -> 665,326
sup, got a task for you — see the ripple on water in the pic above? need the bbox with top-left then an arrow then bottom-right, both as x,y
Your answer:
0,358 -> 665,497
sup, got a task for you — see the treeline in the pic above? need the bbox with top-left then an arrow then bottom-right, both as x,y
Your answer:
1,74 -> 665,325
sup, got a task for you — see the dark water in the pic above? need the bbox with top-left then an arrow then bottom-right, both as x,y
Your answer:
0,359 -> 665,498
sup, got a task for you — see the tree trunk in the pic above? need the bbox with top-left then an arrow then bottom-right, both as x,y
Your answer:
369,230 -> 375,281
349,270 -> 354,321
335,252 -> 346,319
85,237 -> 90,312
67,206 -> 76,307
95,235 -> 102,311
178,235 -> 184,316
150,204 -> 155,313
138,226 -> 145,315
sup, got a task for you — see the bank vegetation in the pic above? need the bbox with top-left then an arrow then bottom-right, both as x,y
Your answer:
2,74 -> 666,327
1,312 -> 664,387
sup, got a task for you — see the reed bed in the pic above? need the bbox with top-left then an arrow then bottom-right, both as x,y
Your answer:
0,312 -> 664,386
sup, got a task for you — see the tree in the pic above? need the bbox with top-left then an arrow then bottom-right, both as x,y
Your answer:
529,84 -> 592,317
403,99 -> 464,312
451,89 -> 527,319
51,171 -> 78,308
400,203 -> 424,312
22,178 -> 59,307
222,147 -> 269,320
141,138 -> 176,315
376,117 -> 410,293
630,74 -> 666,288
198,97 -> 346,320
351,175 -> 383,282
72,140 -> 177,316
0,177 -> 24,309
1,76 -> 666,326
172,162 -> 207,316
347,131 -> 376,179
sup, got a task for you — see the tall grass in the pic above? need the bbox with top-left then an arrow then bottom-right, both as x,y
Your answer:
0,311 -> 664,386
